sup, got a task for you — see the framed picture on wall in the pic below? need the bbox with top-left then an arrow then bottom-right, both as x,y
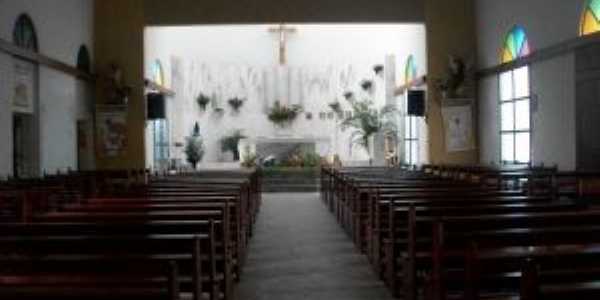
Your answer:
12,60 -> 35,114
96,105 -> 128,158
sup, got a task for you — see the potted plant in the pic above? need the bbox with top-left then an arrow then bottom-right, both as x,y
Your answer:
214,107 -> 225,115
341,98 -> 398,166
228,97 -> 245,113
360,80 -> 373,92
184,122 -> 205,169
328,101 -> 343,118
343,91 -> 354,101
373,64 -> 384,76
220,130 -> 246,161
196,93 -> 211,111
267,101 -> 303,126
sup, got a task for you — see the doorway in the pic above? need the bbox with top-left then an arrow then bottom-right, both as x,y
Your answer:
12,113 -> 36,178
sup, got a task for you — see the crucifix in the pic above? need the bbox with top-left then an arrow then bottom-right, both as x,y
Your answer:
268,23 -> 297,65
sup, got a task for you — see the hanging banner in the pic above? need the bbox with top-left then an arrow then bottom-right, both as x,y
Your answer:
13,60 -> 35,114
96,105 -> 128,158
442,103 -> 475,152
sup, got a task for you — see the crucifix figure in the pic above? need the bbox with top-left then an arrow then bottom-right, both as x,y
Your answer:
268,23 -> 297,65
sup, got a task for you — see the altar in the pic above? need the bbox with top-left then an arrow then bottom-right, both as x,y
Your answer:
239,136 -> 331,163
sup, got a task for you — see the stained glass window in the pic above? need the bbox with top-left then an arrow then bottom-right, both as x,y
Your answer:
501,26 -> 530,64
405,55 -> 417,85
76,45 -> 91,73
152,60 -> 165,87
404,55 -> 419,165
499,26 -> 531,164
13,14 -> 38,51
581,0 -> 600,36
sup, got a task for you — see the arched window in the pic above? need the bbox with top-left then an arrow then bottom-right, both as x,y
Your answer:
76,45 -> 91,73
405,55 -> 417,85
581,0 -> 600,36
151,60 -> 165,86
499,26 -> 531,164
13,14 -> 38,51
404,55 -> 419,165
501,25 -> 531,64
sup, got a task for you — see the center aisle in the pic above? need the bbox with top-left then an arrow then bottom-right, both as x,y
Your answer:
236,193 -> 395,300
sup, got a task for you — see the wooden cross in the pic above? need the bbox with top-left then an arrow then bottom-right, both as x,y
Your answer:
268,23 -> 297,65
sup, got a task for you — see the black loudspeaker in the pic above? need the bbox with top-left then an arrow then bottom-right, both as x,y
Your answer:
147,93 -> 166,120
407,90 -> 426,117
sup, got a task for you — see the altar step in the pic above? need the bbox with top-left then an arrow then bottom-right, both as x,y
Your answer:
261,168 -> 320,193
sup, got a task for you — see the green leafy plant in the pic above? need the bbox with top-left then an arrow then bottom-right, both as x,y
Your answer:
302,151 -> 322,168
341,98 -> 398,162
213,107 -> 225,116
220,130 -> 246,161
228,97 -> 245,113
196,93 -> 211,111
343,91 -> 354,101
328,101 -> 343,118
360,80 -> 374,92
267,101 -> 303,126
373,64 -> 384,76
184,122 -> 205,169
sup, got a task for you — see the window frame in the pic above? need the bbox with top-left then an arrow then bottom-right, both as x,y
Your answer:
403,93 -> 420,165
498,65 -> 533,165
152,119 -> 170,165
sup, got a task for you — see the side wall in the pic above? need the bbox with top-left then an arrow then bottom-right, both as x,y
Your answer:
0,0 -> 95,176
476,0 -> 584,170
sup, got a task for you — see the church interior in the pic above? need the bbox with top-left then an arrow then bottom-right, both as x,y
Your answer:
1,0 -> 600,299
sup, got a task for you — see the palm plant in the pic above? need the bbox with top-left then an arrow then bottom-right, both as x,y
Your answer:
341,98 -> 398,164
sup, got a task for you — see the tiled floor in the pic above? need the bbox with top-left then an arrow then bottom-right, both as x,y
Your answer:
236,193 -> 395,300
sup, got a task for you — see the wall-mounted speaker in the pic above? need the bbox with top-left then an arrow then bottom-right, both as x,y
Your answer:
407,90 -> 426,117
147,93 -> 166,120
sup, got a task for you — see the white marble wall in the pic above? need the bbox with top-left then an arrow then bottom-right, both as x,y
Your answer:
145,24 -> 427,167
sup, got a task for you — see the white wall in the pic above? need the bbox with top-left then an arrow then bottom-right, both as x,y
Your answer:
476,0 -> 584,170
0,0 -> 95,177
145,24 -> 427,166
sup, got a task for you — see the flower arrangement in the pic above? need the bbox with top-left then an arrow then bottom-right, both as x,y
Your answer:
360,80 -> 373,92
373,64 -> 384,76
343,91 -> 354,101
228,97 -> 245,113
267,101 -> 303,126
241,145 -> 258,169
196,93 -> 211,111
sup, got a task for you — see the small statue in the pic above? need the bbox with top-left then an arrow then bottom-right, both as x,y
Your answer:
104,63 -> 131,105
435,55 -> 471,99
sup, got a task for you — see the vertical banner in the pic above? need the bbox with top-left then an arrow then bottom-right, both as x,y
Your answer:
441,102 -> 475,152
96,105 -> 128,158
13,60 -> 35,114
